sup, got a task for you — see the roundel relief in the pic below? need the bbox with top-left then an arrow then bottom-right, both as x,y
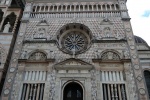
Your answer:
57,23 -> 92,55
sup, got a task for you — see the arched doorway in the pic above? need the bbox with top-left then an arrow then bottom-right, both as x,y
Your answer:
63,82 -> 83,100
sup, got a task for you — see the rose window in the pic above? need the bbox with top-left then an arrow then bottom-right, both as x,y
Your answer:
57,23 -> 92,55
62,31 -> 88,54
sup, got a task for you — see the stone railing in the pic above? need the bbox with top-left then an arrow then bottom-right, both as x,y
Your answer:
29,11 -> 121,19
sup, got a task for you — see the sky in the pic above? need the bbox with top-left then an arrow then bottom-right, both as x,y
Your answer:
127,0 -> 150,45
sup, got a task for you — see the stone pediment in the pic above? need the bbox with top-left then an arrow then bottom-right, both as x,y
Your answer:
54,58 -> 93,70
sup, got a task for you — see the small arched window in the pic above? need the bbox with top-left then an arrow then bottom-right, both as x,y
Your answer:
144,70 -> 150,98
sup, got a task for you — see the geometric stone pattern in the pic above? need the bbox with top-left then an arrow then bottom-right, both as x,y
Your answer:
0,1 -> 149,100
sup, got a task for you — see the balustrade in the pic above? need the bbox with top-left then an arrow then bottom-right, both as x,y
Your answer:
29,11 -> 121,19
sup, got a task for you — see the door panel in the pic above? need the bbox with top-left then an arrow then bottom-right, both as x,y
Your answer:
63,82 -> 83,100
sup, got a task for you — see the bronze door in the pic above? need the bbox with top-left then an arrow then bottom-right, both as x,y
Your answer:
63,82 -> 83,100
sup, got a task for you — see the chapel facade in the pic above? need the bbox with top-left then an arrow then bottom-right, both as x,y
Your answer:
0,0 -> 150,100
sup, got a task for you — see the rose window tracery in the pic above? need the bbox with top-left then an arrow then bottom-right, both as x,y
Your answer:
63,31 -> 87,53
57,23 -> 92,55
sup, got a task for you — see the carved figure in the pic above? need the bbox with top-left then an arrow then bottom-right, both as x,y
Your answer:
107,52 -> 113,59
37,28 -> 45,38
104,27 -> 111,38
123,50 -> 130,59
21,51 -> 27,59
5,0 -> 9,4
3,22 -> 11,33
50,50 -> 55,58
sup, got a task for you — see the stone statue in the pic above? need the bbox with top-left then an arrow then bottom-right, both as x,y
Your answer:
38,28 -> 45,38
5,0 -> 9,4
3,22 -> 11,33
104,27 -> 111,38
21,51 -> 27,59
107,52 -> 113,59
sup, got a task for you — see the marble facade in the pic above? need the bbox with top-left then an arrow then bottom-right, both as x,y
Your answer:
0,0 -> 150,100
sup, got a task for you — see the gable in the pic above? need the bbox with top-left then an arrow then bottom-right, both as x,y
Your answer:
54,58 -> 93,70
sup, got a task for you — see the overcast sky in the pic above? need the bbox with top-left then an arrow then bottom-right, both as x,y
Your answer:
127,0 -> 150,45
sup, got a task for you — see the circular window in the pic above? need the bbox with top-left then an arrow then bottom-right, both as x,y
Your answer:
62,31 -> 88,54
57,23 -> 92,55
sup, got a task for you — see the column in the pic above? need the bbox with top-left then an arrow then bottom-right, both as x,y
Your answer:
48,6 -> 50,12
96,5 -> 98,11
113,71 -> 116,81
102,71 -> 105,81
32,71 -> 35,81
120,71 -> 123,81
39,6 -> 42,12
105,4 -> 107,11
35,71 -> 39,81
35,6 -> 38,12
39,84 -> 44,100
24,71 -> 28,81
36,84 -> 40,100
114,4 -> 116,10
106,71 -> 109,81
21,84 -> 27,100
92,5 -> 94,11
109,71 -> 112,81
44,6 -> 46,12
25,84 -> 30,100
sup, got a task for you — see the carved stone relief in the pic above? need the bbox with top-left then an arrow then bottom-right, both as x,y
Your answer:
11,71 -> 24,100
29,52 -> 47,60
124,63 -> 138,100
33,27 -> 46,39
91,70 -> 97,100
101,51 -> 120,60
123,50 -> 130,59
47,70 -> 56,100
24,19 -> 126,41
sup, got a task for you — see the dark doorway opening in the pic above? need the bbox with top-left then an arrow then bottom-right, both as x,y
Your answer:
63,82 -> 83,100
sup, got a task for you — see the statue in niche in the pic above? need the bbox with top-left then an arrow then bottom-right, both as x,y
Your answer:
3,22 -> 11,33
2,12 -> 16,32
21,50 -> 27,59
104,27 -> 111,38
38,28 -> 45,38
5,0 -> 9,4
107,52 -> 113,59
